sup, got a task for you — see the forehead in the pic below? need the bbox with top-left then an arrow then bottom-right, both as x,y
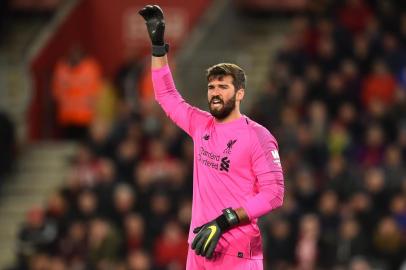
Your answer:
207,75 -> 234,85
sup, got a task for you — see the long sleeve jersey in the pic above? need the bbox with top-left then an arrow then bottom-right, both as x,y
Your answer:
152,65 -> 284,259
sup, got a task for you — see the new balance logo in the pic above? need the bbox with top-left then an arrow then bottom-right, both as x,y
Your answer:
220,157 -> 230,172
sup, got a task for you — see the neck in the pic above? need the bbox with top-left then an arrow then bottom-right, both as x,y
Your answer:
215,109 -> 242,123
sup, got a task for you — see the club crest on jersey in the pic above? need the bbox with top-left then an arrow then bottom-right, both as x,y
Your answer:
203,134 -> 210,140
223,139 -> 237,154
220,157 -> 230,172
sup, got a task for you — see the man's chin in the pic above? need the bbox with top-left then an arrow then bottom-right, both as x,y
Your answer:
208,99 -> 235,120
209,109 -> 228,120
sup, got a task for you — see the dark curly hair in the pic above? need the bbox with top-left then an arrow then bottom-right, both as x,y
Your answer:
206,63 -> 246,91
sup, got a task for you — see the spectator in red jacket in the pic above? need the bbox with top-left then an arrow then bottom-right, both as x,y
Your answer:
154,220 -> 188,269
337,0 -> 373,35
361,60 -> 396,109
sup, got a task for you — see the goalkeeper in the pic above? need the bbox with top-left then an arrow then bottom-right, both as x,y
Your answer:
139,5 -> 284,269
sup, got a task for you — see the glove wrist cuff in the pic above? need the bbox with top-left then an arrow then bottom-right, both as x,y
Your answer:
152,43 -> 169,57
215,208 -> 239,231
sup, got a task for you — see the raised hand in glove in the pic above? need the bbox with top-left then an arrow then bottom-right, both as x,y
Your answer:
191,208 -> 239,259
138,4 -> 169,56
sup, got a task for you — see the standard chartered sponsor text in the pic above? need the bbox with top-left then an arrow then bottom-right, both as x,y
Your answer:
199,147 -> 220,161
198,147 -> 220,170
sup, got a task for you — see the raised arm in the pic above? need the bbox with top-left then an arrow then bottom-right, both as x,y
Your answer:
139,5 -> 210,137
138,5 -> 172,70
152,55 -> 168,69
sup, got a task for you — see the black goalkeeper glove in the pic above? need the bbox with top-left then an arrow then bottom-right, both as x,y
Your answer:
138,4 -> 169,57
191,208 -> 239,259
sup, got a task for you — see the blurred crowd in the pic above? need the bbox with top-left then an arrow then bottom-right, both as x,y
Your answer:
15,114 -> 192,270
252,0 -> 406,269
15,50 -> 192,269
11,0 -> 406,270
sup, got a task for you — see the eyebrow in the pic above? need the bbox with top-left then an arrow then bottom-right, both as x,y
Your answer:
208,83 -> 229,88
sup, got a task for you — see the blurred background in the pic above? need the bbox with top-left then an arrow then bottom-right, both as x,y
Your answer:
0,0 -> 405,269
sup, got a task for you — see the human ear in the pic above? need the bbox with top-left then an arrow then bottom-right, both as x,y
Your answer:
236,89 -> 244,101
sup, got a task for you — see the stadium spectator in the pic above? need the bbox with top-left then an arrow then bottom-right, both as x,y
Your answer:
17,206 -> 58,269
264,217 -> 295,269
127,249 -> 152,270
337,0 -> 372,35
52,46 -> 102,140
87,218 -> 121,269
388,194 -> 406,232
114,52 -> 144,112
153,220 -> 188,269
372,216 -> 406,269
110,184 -> 137,229
74,189 -> 99,222
58,221 -> 87,267
333,218 -> 368,266
45,191 -> 69,236
70,143 -> 100,188
361,60 -> 396,109
348,256 -> 372,270
123,213 -> 146,255
295,214 -> 320,270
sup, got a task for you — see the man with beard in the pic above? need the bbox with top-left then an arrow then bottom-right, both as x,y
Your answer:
139,5 -> 284,270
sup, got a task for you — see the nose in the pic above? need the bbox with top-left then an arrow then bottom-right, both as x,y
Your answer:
210,86 -> 221,96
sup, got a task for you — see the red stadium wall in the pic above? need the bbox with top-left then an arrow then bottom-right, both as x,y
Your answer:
235,0 -> 308,11
28,0 -> 211,140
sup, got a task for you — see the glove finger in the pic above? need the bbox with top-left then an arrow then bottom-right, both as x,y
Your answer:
200,232 -> 213,257
191,232 -> 203,250
193,226 -> 203,234
194,233 -> 207,256
152,21 -> 165,45
205,241 -> 217,259
152,5 -> 164,19
138,5 -> 154,19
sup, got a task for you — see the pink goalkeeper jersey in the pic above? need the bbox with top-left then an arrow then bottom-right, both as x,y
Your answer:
152,65 -> 284,259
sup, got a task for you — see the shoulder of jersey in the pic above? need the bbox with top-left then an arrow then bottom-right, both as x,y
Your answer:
246,118 -> 277,141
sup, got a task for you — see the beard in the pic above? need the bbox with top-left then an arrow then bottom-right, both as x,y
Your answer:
208,94 -> 236,120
